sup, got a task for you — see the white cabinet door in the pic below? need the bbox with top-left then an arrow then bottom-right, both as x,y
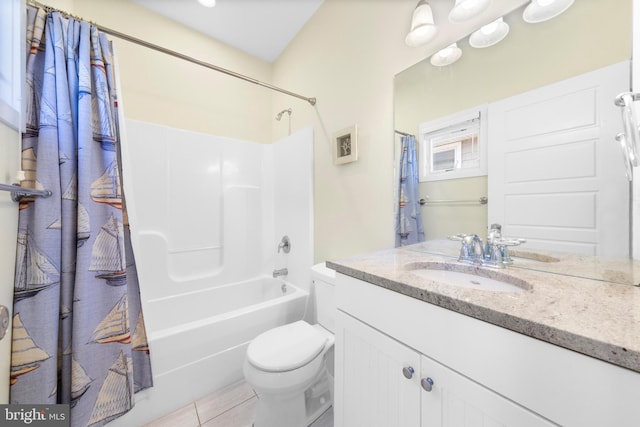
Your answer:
334,310 -> 421,427
420,355 -> 556,427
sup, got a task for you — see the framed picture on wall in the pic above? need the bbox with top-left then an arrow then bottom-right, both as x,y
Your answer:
333,125 -> 358,165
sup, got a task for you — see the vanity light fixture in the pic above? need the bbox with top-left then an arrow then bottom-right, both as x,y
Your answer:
430,43 -> 462,67
197,0 -> 216,7
405,0 -> 438,47
448,0 -> 492,23
522,0 -> 574,23
469,17 -> 510,48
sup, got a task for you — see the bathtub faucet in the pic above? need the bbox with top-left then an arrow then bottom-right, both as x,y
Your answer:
273,268 -> 288,278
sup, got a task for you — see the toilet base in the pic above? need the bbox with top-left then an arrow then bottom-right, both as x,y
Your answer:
304,369 -> 332,425
253,390 -> 307,427
253,368 -> 332,427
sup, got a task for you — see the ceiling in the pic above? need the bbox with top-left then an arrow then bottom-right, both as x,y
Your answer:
131,0 -> 324,63
132,0 -> 535,64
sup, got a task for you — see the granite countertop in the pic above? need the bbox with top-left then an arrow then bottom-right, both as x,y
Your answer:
327,243 -> 640,374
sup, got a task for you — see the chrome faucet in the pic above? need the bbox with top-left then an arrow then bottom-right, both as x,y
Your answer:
450,225 -> 526,269
459,234 -> 485,265
273,268 -> 288,278
484,223 -> 505,266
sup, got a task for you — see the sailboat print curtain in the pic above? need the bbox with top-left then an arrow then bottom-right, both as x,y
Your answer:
10,7 -> 152,426
395,135 -> 425,246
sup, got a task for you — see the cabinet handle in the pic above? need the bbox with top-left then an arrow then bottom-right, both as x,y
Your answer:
402,366 -> 415,379
421,377 -> 434,392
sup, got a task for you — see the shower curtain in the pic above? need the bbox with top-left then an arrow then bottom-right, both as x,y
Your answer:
10,7 -> 152,426
395,135 -> 425,246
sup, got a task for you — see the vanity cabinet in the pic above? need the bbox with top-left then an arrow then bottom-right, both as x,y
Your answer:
333,273 -> 640,427
336,309 -> 421,427
336,310 -> 553,427
420,351 -> 555,426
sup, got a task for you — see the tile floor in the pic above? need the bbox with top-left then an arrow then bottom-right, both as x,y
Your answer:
144,380 -> 333,427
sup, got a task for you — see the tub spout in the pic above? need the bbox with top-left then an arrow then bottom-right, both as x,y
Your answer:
273,268 -> 288,278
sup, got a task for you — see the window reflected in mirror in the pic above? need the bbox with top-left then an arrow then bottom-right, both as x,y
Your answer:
419,105 -> 487,181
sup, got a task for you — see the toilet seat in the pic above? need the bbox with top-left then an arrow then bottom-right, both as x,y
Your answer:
247,321 -> 327,372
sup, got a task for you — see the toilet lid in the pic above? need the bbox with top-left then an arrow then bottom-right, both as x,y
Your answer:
247,321 -> 327,372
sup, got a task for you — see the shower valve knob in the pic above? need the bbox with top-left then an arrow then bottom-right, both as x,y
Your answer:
278,235 -> 291,254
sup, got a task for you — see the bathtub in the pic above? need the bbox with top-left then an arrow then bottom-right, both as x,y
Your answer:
149,276 -> 308,375
110,276 -> 308,427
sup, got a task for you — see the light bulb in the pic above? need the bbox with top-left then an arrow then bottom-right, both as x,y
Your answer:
439,47 -> 454,59
449,0 -> 491,23
481,21 -> 499,35
430,43 -> 462,66
198,0 -> 216,7
406,1 -> 438,47
523,0 -> 574,23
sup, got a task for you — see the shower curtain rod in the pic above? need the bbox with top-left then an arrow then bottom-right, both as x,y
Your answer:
395,130 -> 414,137
27,0 -> 317,106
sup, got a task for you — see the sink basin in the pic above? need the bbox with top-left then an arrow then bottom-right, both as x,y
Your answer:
405,262 -> 530,293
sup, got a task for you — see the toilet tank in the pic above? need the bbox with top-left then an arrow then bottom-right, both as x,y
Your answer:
311,262 -> 336,333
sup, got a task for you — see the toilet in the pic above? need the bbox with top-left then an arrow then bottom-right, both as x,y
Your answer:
243,262 -> 335,427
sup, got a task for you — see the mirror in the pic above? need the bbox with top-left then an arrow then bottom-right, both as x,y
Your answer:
394,0 -> 635,284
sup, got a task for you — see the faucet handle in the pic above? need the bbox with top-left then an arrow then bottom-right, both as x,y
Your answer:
451,234 -> 486,264
490,237 -> 526,265
487,244 -> 504,266
459,240 -> 471,259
